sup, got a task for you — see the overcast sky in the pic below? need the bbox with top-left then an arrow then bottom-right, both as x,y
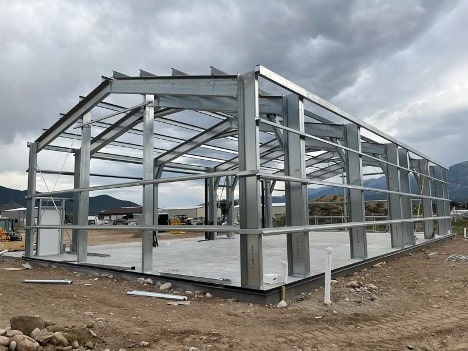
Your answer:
1,0 -> 467,206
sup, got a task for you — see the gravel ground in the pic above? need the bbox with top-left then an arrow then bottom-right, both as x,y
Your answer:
0,234 -> 467,350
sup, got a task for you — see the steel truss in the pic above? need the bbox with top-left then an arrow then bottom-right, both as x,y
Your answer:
26,65 -> 451,289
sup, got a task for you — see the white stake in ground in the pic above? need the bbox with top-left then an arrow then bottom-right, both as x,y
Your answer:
324,247 -> 332,305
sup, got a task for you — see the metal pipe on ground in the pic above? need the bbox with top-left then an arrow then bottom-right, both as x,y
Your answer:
22,279 -> 73,285
127,290 -> 187,301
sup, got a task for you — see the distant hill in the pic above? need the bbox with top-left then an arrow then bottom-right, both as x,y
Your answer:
0,186 -> 26,207
276,161 -> 468,203
448,161 -> 468,202
2,160 -> 467,211
0,186 -> 139,215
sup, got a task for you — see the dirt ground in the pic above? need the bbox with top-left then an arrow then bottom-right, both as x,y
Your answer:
0,233 -> 467,351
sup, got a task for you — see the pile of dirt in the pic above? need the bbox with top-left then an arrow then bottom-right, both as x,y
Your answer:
0,236 -> 467,350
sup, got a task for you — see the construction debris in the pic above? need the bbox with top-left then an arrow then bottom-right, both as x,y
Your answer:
127,290 -> 187,301
167,300 -> 192,306
22,279 -> 73,285
446,254 -> 468,262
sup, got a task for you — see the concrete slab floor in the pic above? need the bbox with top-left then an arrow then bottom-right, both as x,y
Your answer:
7,231 -> 435,290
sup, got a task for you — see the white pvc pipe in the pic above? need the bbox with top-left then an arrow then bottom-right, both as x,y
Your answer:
324,247 -> 332,304
464,228 -> 467,239
0,249 -> 8,256
127,290 -> 187,301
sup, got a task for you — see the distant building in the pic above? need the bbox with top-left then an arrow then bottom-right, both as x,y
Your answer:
450,207 -> 468,219
233,203 -> 286,221
97,205 -> 211,224
98,206 -> 142,224
161,205 -> 209,220
0,206 -> 27,226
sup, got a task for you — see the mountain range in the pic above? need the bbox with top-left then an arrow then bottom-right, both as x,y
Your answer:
1,161 -> 467,213
0,186 -> 138,215
307,161 -> 468,203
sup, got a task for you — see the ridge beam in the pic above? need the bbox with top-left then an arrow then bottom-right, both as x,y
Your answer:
111,76 -> 238,97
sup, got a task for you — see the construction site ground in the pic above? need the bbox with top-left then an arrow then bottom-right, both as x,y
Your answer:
0,232 -> 467,351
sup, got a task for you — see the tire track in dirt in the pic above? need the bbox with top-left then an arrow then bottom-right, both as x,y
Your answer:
270,296 -> 467,350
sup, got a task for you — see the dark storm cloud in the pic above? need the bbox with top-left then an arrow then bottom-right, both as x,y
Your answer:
0,0 -> 466,194
0,0 -> 457,141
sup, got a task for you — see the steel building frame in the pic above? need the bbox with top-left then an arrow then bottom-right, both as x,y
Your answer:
25,65 -> 451,290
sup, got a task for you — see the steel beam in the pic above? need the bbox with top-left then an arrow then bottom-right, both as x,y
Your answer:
284,94 -> 310,276
76,113 -> 91,263
304,123 -> 345,139
225,176 -> 235,238
262,179 -> 273,228
71,150 -> 80,253
158,95 -> 238,113
398,148 -> 415,245
308,163 -> 343,181
238,72 -> 263,289
385,144 -> 403,247
345,124 -> 367,259
91,107 -> 176,154
153,164 -> 162,249
265,114 -> 285,150
431,165 -> 449,235
257,65 -> 444,168
142,95 -> 155,272
442,168 -> 451,234
413,159 -> 434,238
155,119 -> 234,166
306,151 -> 338,167
36,80 -> 111,151
215,139 -> 282,172
110,76 -> 238,97
204,172 -> 218,240
24,142 -> 37,258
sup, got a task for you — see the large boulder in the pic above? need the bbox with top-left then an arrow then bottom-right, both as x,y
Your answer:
52,332 -> 68,347
11,334 -> 39,351
10,316 -> 45,336
0,336 -> 10,346
32,330 -> 55,346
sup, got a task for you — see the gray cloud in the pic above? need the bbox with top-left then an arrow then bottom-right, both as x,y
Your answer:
0,0 -> 466,201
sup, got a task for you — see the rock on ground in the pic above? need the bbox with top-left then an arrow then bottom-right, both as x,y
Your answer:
10,316 -> 45,335
11,334 -> 40,351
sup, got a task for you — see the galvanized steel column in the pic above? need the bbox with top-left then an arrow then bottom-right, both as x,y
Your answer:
153,164 -> 163,247
207,174 -> 218,239
284,94 -> 310,276
442,168 -> 451,235
263,180 -> 273,228
415,159 -> 434,238
225,176 -> 235,238
398,148 -> 415,245
431,165 -> 448,235
71,152 -> 80,253
238,72 -> 263,288
142,94 -> 155,272
76,113 -> 91,263
385,144 -> 403,247
25,142 -> 37,257
345,124 -> 367,259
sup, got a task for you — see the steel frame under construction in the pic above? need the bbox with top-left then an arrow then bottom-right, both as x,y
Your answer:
25,65 -> 451,290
